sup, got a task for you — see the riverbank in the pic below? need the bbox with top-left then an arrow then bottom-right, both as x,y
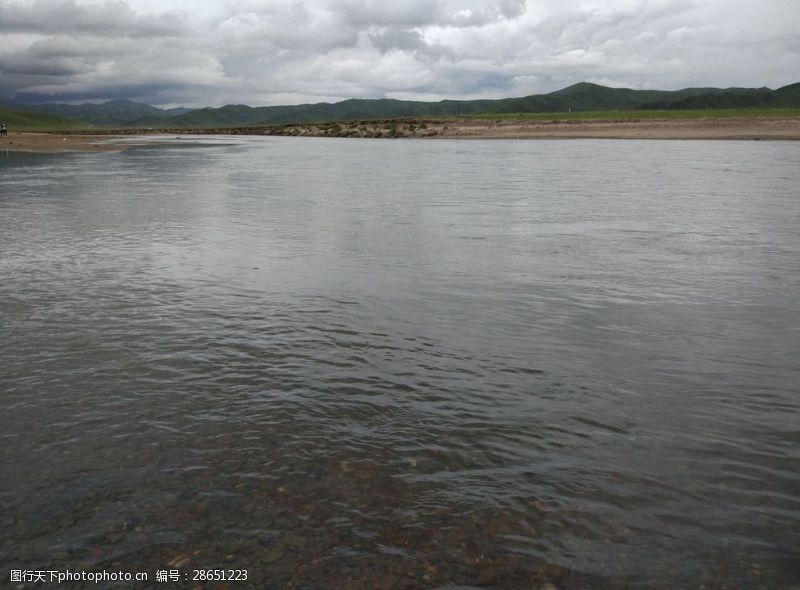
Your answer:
0,132 -> 129,153
4,114 -> 800,151
432,115 -> 800,140
103,115 -> 800,141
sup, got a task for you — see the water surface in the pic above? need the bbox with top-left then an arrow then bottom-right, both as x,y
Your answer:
1,137 -> 799,588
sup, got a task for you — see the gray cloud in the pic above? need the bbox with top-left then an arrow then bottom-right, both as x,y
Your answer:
368,28 -> 456,61
334,0 -> 526,28
0,0 -> 798,106
0,0 -> 183,36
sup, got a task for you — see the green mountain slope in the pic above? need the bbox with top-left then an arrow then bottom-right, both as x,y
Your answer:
10,82 -> 800,129
14,99 -> 191,126
772,82 -> 800,107
158,82 -> 800,128
0,105 -> 86,130
641,87 -> 774,110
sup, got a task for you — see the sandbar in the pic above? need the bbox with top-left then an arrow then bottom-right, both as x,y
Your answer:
3,115 -> 800,153
0,132 -> 135,153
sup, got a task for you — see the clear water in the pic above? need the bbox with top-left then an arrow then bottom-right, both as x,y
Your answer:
1,137 -> 799,588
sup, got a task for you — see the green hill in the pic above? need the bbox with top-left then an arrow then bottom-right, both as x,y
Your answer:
147,104 -> 262,127
11,99 -> 191,127
0,105 -> 86,130
155,82 -> 800,128
772,82 -> 800,107
640,87 -> 773,110
9,82 -> 800,130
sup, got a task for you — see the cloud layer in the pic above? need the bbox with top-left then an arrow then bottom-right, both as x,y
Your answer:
1,0 -> 798,107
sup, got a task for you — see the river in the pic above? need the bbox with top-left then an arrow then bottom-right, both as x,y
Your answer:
1,136 -> 798,588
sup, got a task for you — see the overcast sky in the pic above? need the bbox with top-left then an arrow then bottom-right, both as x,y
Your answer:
1,0 -> 798,107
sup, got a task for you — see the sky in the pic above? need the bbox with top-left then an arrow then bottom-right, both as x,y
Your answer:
1,0 -> 798,107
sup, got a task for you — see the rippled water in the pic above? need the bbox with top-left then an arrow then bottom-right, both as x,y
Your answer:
1,137 -> 799,588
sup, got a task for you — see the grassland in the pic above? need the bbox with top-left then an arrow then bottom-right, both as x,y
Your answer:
0,105 -> 86,130
467,108 -> 800,122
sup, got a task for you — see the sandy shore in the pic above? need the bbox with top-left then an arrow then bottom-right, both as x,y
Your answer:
173,115 -> 800,140
3,115 -> 799,152
0,132 -> 134,153
433,116 -> 800,140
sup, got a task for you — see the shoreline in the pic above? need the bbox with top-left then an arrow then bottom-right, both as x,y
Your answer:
1,132 -> 135,153
3,115 -> 800,153
432,116 -> 800,140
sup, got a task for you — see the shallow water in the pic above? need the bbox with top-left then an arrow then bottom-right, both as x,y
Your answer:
1,137 -> 799,588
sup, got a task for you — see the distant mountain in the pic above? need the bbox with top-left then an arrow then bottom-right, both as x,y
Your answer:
640,87 -> 774,110
770,82 -> 800,107
144,82 -> 800,128
0,105 -> 85,130
7,82 -> 800,130
8,99 -> 191,127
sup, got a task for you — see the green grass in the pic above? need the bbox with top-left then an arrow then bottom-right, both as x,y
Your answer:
0,105 -> 87,130
467,108 -> 800,121
6,104 -> 800,133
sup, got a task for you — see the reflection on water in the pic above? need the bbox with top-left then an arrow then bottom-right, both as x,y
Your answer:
1,137 -> 799,588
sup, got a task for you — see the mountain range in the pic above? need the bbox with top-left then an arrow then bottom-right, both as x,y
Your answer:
3,82 -> 799,129
6,99 -> 191,127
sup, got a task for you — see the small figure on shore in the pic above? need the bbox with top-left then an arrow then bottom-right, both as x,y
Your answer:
0,122 -> 7,137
